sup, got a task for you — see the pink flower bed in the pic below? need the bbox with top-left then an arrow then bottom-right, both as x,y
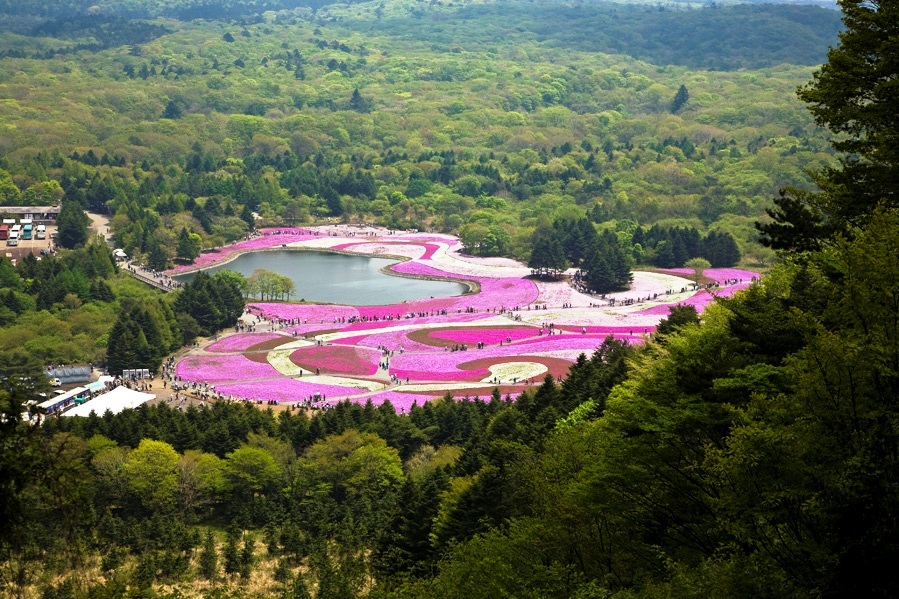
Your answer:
634,291 -> 716,315
289,345 -> 379,376
335,330 -> 436,353
249,303 -> 360,323
660,268 -> 759,283
206,333 -> 289,353
176,354 -> 281,382
555,325 -> 647,334
167,229 -> 319,273
215,378 -> 365,403
389,338 -> 591,381
331,241 -> 441,261
505,335 -> 619,351
347,390 -> 441,412
428,326 -> 541,345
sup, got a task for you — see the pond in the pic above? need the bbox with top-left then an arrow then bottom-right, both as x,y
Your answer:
174,249 -> 470,306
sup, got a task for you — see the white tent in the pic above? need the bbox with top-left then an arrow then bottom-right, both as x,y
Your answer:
62,386 -> 155,417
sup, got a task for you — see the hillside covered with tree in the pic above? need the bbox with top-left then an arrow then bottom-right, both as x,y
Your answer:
7,0 -> 899,597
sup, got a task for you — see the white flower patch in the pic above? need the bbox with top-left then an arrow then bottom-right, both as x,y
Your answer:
286,237 -> 352,249
344,243 -> 426,260
429,249 -> 532,278
267,349 -> 310,376
534,279 -> 598,307
480,361 -> 547,384
618,271 -> 694,301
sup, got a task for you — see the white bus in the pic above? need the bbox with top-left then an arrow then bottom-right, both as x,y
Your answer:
7,231 -> 18,246
36,224 -> 46,239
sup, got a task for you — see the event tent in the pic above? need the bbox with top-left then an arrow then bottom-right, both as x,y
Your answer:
62,386 -> 155,417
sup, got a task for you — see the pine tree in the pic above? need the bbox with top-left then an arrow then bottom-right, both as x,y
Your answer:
670,84 -> 689,113
223,526 -> 240,576
239,533 -> 254,580
291,573 -> 312,599
176,227 -> 201,262
349,88 -> 370,113
162,100 -> 182,119
758,0 -> 899,247
57,200 -> 90,249
273,558 -> 291,584
199,530 -> 218,580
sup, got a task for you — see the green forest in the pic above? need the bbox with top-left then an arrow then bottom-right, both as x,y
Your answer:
5,0 -> 899,596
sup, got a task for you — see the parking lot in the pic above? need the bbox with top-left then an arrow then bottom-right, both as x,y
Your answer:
3,223 -> 57,264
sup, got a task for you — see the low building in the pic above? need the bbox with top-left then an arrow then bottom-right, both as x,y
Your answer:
0,206 -> 61,224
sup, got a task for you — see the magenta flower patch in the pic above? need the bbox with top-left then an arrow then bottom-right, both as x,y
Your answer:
206,333 -> 289,353
289,345 -> 379,376
215,378 -> 365,403
175,354 -> 281,383
428,326 -> 541,345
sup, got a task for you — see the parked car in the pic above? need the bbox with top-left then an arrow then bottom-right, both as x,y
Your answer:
50,378 -> 61,387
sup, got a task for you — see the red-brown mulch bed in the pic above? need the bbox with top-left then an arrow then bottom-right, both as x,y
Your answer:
455,355 -> 574,379
407,325 -> 539,348
246,338 -> 296,352
244,351 -> 273,364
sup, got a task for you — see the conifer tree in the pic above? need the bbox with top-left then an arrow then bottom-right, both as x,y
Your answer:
239,533 -> 254,580
670,84 -> 689,113
223,526 -> 240,576
199,530 -> 218,581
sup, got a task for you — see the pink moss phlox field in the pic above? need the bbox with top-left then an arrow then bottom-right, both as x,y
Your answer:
555,325 -> 648,334
329,334 -> 372,347
661,268 -> 760,283
170,228 -> 764,409
176,354 -> 281,382
206,333 -> 289,353
504,335 -> 615,351
634,291 -> 716,315
282,323 -> 354,336
215,378 -> 366,403
249,303 -> 360,323
331,241 -> 440,261
350,391 -> 441,412
342,330 -> 435,353
167,229 -> 318,273
429,327 -> 541,344
389,338 -> 593,380
290,345 -> 379,376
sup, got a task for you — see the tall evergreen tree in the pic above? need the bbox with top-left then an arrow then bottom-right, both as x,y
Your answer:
199,530 -> 218,580
57,200 -> 91,249
670,84 -> 689,113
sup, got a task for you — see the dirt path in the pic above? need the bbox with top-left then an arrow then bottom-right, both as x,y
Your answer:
87,211 -> 113,246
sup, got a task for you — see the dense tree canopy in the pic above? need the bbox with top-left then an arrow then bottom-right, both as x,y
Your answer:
758,0 -> 899,249
56,199 -> 90,249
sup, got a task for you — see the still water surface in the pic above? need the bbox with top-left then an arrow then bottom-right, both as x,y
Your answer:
175,250 -> 469,306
